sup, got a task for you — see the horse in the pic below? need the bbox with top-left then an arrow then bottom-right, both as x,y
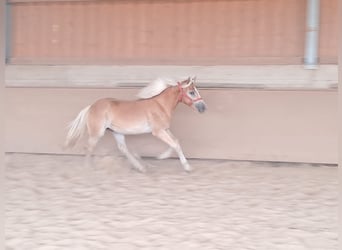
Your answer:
64,76 -> 207,172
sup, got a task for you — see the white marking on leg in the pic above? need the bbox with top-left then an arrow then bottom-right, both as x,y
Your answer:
113,133 -> 146,173
157,147 -> 174,160
153,129 -> 192,172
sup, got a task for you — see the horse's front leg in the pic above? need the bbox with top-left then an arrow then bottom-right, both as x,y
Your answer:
112,132 -> 146,173
157,147 -> 174,160
153,129 -> 192,172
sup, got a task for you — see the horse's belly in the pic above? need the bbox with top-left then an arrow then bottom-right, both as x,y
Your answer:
109,122 -> 152,135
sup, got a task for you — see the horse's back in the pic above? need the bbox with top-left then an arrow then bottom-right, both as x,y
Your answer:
91,97 -> 147,120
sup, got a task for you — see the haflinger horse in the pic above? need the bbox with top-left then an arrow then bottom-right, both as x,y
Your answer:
65,76 -> 207,173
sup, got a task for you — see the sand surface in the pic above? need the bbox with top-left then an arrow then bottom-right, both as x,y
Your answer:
5,153 -> 338,250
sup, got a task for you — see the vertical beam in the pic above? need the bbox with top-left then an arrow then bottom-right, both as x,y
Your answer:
304,0 -> 320,69
5,1 -> 11,63
338,0 -> 342,247
0,0 -> 5,248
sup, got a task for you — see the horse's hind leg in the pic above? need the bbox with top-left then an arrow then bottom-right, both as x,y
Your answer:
84,119 -> 106,167
112,132 -> 146,173
85,136 -> 100,167
153,129 -> 192,172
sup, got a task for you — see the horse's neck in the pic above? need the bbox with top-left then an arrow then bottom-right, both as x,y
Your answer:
154,86 -> 180,114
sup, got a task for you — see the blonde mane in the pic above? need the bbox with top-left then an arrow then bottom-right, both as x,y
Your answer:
137,78 -> 178,99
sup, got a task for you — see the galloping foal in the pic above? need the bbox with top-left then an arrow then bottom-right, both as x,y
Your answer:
65,76 -> 207,172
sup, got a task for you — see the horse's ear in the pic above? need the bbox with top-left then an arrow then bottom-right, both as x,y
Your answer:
180,77 -> 191,85
190,76 -> 196,83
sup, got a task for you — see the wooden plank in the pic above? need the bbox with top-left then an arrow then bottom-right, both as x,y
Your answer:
5,65 -> 338,89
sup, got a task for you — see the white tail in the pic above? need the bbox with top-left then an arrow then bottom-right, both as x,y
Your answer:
65,105 -> 91,148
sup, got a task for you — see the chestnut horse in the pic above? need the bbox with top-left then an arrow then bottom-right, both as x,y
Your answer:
65,76 -> 207,172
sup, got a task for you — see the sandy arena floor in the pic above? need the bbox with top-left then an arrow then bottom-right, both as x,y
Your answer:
5,153 -> 338,250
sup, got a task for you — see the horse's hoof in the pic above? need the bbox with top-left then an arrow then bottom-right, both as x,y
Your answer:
183,164 -> 193,173
138,167 -> 147,173
156,155 -> 167,160
133,165 -> 147,173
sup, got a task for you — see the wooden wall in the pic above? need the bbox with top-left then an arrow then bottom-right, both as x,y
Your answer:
5,88 -> 338,164
6,0 -> 337,65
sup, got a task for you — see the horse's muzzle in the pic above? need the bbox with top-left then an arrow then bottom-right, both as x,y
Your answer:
195,101 -> 207,113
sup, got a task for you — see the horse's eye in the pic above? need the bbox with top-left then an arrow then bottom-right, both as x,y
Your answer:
189,91 -> 196,96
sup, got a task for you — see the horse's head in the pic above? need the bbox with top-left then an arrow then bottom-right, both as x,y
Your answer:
178,76 -> 207,113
